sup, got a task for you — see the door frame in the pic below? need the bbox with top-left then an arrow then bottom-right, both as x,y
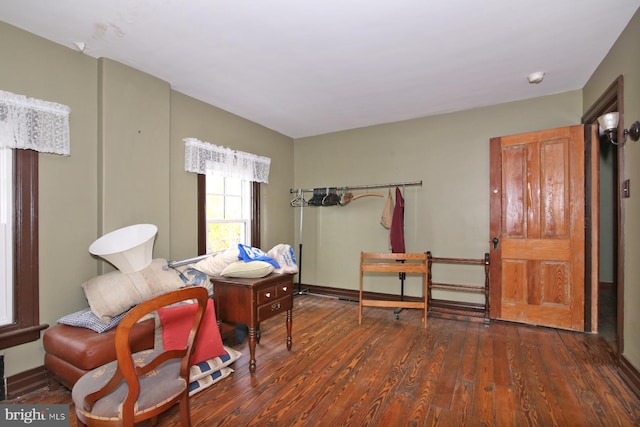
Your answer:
581,75 -> 624,357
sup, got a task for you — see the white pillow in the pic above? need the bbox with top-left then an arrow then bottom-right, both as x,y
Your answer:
267,244 -> 298,274
221,261 -> 274,278
194,247 -> 240,276
81,258 -> 184,323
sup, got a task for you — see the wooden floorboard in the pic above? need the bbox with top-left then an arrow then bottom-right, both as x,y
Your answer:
3,294 -> 640,426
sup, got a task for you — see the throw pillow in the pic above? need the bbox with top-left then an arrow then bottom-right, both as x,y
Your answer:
158,298 -> 225,365
267,244 -> 298,274
58,307 -> 130,333
189,345 -> 242,382
221,260 -> 274,278
193,247 -> 240,276
81,258 -> 185,323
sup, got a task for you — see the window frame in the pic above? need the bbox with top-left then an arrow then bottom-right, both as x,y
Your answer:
197,174 -> 260,255
0,149 -> 47,350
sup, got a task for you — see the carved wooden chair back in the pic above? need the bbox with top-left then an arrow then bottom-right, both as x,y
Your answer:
72,286 -> 209,427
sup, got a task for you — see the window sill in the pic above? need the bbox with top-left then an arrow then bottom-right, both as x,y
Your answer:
0,323 -> 49,350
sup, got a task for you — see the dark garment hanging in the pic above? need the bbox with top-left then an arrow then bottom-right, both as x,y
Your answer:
308,187 -> 340,206
390,186 -> 405,253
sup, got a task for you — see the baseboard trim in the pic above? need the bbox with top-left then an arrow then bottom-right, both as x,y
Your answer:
619,354 -> 640,399
300,283 -> 422,303
300,283 -> 484,323
5,365 -> 48,400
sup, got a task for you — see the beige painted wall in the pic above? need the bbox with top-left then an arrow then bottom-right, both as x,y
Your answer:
98,58 -> 172,270
0,21 -> 293,377
583,8 -> 640,371
169,91 -> 295,261
293,91 -> 582,298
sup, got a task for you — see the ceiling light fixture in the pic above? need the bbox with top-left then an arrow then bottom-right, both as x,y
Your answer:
597,112 -> 640,146
527,71 -> 545,84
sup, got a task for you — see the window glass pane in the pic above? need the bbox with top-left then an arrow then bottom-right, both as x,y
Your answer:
225,195 -> 242,219
206,174 -> 224,193
206,195 -> 224,219
205,176 -> 251,252
0,147 -> 13,326
207,222 -> 245,253
225,178 -> 241,195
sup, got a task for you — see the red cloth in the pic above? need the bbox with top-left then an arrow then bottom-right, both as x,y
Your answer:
390,187 -> 405,253
158,298 -> 225,364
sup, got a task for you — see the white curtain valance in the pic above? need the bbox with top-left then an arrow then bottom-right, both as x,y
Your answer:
0,89 -> 71,156
184,138 -> 271,184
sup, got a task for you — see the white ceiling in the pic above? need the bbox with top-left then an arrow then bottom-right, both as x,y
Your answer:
1,0 -> 639,138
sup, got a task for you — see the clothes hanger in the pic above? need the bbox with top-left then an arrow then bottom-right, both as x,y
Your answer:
350,192 -> 384,201
290,189 -> 308,207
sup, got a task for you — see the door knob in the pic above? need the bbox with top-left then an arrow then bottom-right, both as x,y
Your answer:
492,237 -> 499,249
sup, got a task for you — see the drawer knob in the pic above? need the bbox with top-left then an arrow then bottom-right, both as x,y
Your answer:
282,286 -> 288,292
271,302 -> 281,311
265,292 -> 271,298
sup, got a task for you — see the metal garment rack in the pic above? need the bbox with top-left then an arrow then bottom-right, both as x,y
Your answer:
289,180 -> 423,296
290,180 -> 422,194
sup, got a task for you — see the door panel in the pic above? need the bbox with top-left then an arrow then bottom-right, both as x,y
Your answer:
490,125 -> 584,331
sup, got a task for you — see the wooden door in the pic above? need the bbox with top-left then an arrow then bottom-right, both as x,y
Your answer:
489,125 -> 585,331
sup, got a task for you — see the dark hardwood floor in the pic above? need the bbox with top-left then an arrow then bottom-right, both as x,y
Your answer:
4,294 -> 640,426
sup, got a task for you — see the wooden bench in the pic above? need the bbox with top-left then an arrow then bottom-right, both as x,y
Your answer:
359,252 -> 428,328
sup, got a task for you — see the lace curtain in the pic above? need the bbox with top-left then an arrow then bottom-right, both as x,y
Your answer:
184,138 -> 271,183
0,89 -> 71,156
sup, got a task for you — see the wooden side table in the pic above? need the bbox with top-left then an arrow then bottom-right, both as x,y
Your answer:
211,273 -> 295,372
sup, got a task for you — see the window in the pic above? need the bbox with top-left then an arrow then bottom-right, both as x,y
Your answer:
185,138 -> 267,254
0,149 -> 46,350
0,90 -> 69,349
0,147 -> 13,326
205,175 -> 251,252
198,175 -> 260,255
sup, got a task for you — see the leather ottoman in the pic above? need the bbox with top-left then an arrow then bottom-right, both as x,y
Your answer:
43,318 -> 155,389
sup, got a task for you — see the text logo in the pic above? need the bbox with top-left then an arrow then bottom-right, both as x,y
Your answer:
1,405 -> 68,426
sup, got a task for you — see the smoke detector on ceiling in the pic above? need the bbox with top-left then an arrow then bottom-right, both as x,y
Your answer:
527,71 -> 545,84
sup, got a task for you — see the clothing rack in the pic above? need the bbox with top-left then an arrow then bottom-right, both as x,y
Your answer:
289,180 -> 422,297
290,180 -> 422,194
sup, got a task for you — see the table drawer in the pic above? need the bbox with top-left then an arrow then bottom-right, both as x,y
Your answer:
257,279 -> 294,305
257,286 -> 277,305
278,281 -> 293,297
257,296 -> 292,322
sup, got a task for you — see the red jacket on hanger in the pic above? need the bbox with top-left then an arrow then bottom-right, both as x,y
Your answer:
390,187 -> 405,253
